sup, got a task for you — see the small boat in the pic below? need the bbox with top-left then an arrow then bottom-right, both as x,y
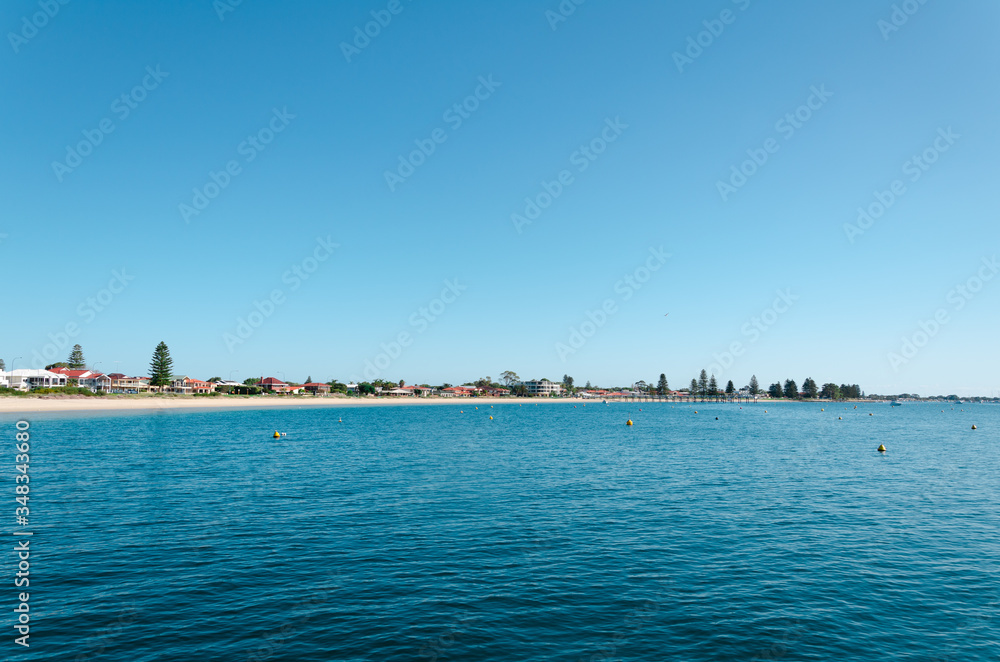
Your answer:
891,401 -> 902,407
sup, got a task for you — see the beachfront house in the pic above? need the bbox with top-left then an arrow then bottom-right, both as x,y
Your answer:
521,379 -> 563,397
1,369 -> 68,391
187,379 -> 214,394
49,368 -> 112,392
108,374 -> 152,393
258,377 -> 292,394
441,386 -> 474,397
301,383 -> 331,396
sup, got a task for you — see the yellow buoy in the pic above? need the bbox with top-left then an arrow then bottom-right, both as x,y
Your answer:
694,411 -> 698,414
489,416 -> 493,420
821,408 -> 825,411
869,413 -> 873,416
764,410 -> 767,413
273,431 -> 280,438
972,424 -> 977,430
838,417 -> 842,420
877,444 -> 886,452
338,418 -> 342,423
626,419 -> 633,426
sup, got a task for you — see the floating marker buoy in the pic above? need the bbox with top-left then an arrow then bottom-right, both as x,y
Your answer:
764,410 -> 767,413
972,424 -> 977,430
715,417 -> 718,420
475,407 -> 478,410
489,416 -> 493,420
821,408 -> 825,411
877,444 -> 886,452
838,417 -> 842,420
854,406 -> 858,409
273,431 -> 280,438
626,419 -> 633,426
338,418 -> 342,423
869,413 -> 873,416
694,411 -> 698,414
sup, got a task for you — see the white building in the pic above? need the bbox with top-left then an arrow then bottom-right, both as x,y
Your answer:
521,379 -> 563,397
0,369 -> 68,391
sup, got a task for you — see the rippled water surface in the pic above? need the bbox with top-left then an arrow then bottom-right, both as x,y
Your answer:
4,401 -> 998,661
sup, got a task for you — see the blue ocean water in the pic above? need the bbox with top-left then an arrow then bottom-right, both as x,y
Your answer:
2,401 -> 997,661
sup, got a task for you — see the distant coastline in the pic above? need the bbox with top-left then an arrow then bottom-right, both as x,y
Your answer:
0,393 -> 901,415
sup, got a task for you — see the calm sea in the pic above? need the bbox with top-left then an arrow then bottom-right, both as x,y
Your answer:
3,401 -> 997,661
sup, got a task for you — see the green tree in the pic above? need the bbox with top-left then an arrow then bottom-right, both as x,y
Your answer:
768,382 -> 782,398
358,382 -> 376,395
690,378 -> 698,395
802,377 -> 818,398
148,342 -> 173,387
207,377 -> 222,383
783,379 -> 798,399
500,371 -> 520,386
45,362 -> 69,371
820,383 -> 840,399
305,375 -> 312,384
563,374 -> 574,392
749,375 -> 760,396
708,375 -> 718,396
68,344 -> 86,369
657,373 -> 668,395
584,380 -> 592,389
698,370 -> 709,396
725,380 -> 735,395
0,359 -> 5,371
243,377 -> 261,386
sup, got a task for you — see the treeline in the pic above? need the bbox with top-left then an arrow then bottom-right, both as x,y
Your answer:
680,370 -> 862,399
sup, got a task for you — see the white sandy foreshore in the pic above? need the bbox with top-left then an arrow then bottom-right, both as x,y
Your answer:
0,395 -> 578,414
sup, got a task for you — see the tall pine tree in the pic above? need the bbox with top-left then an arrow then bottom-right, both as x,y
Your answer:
149,342 -> 174,387
698,369 -> 709,396
67,344 -> 86,369
749,375 -> 760,396
657,373 -> 668,395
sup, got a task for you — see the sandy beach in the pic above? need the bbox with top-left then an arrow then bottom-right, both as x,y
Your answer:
0,394 -> 580,414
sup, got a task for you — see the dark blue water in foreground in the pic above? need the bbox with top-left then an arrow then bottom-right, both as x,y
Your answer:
3,401 -> 998,661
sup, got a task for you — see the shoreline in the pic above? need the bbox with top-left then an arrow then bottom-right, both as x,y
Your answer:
0,395 -> 576,414
0,395 -> 877,415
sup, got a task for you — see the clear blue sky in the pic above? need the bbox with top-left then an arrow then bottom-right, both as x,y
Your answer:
3,0 -> 999,395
